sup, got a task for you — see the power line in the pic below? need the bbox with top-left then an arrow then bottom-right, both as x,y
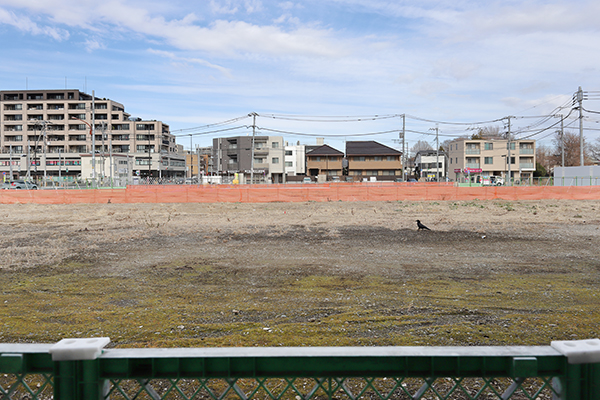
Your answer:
172,125 -> 247,138
257,127 -> 400,137
171,115 -> 250,133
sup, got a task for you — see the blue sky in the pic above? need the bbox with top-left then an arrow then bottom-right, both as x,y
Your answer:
1,0 -> 600,153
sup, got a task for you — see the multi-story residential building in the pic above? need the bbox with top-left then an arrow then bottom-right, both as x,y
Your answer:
448,138 -> 536,183
0,89 -> 184,182
306,145 -> 344,179
345,141 -> 402,181
415,149 -> 446,181
284,142 -> 306,178
213,136 -> 284,183
184,146 -> 214,179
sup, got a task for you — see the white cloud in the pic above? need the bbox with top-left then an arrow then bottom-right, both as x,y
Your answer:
84,38 -> 105,52
147,48 -> 233,77
0,1 -> 348,58
0,7 -> 67,40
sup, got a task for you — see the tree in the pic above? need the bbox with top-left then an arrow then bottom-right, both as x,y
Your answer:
591,137 -> 600,163
471,126 -> 503,140
533,162 -> 547,177
410,140 -> 433,154
535,144 -> 553,174
550,131 -> 592,167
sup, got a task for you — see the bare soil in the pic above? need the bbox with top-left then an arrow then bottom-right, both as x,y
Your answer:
1,199 -> 599,347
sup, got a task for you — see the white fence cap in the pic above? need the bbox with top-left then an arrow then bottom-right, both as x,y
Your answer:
49,337 -> 111,361
551,338 -> 600,364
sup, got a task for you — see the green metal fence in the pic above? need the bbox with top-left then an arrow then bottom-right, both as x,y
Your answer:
1,340 -> 600,400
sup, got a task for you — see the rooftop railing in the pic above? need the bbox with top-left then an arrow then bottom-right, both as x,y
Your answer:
1,339 -> 599,399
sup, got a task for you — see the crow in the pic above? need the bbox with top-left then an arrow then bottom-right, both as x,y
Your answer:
416,220 -> 431,231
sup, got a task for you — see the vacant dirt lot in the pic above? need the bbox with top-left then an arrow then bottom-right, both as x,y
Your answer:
1,199 -> 599,348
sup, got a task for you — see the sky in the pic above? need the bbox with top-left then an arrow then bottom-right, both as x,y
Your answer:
1,0 -> 600,153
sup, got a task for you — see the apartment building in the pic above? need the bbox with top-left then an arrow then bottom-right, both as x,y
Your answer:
345,141 -> 402,181
415,149 -> 446,181
213,135 -> 285,183
448,138 -> 535,182
284,142 -> 307,177
0,89 -> 184,181
306,145 -> 344,179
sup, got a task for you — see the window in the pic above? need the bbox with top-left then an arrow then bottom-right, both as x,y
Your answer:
508,142 -> 516,150
387,156 -> 395,161
507,157 -> 515,164
272,157 -> 279,164
136,124 -> 155,130
484,143 -> 493,150
329,156 -> 338,161
374,156 -> 382,161
285,161 -> 293,167
95,103 -> 108,109
285,150 -> 293,156
271,142 -> 279,149
354,156 -> 366,161
485,157 -> 493,164
254,157 -> 264,164
450,158 -> 452,164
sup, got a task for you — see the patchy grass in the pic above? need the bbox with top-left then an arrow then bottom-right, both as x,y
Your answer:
1,200 -> 599,348
2,262 -> 598,348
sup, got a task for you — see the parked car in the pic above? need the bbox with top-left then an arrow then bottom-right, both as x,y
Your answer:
302,177 -> 313,184
5,180 -> 38,190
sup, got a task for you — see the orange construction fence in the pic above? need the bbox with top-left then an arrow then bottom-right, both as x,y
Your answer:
1,183 -> 600,205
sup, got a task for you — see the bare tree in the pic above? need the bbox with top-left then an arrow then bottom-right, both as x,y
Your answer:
471,126 -> 503,140
410,140 -> 433,155
550,131 -> 593,167
590,137 -> 600,163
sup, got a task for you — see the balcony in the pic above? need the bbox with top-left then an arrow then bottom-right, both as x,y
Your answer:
465,163 -> 481,169
465,149 -> 480,155
519,163 -> 535,170
520,148 -> 534,155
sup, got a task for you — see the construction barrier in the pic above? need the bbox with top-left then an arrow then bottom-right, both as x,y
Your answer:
1,182 -> 600,204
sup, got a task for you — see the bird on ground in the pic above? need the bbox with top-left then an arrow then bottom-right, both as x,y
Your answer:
416,220 -> 431,231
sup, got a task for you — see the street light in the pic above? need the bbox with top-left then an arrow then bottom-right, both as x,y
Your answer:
70,116 -> 95,187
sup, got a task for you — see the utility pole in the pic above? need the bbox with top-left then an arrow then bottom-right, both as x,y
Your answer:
577,86 -> 584,166
9,144 -> 13,181
401,114 -> 406,181
250,112 -> 257,185
506,116 -> 512,186
189,134 -> 193,180
560,115 -> 565,168
92,90 -> 96,188
435,124 -> 439,182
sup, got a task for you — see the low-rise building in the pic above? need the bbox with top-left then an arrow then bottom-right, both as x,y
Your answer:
345,141 -> 402,181
213,135 -> 284,183
306,145 -> 344,180
448,138 -> 535,183
284,142 -> 307,178
415,149 -> 446,181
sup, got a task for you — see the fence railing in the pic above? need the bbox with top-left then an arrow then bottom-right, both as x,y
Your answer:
1,339 -> 600,399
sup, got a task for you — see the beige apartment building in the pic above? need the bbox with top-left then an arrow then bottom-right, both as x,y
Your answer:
0,89 -> 183,182
448,138 -> 535,183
